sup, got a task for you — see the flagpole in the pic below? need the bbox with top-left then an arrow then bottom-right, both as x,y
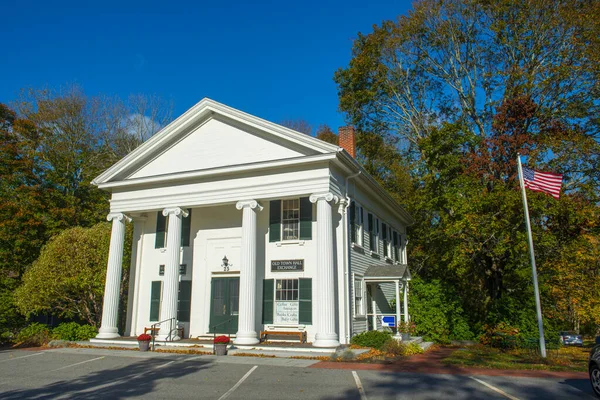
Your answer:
517,154 -> 547,358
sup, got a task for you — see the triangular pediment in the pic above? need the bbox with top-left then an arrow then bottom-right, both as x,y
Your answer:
129,117 -> 311,180
93,98 -> 339,185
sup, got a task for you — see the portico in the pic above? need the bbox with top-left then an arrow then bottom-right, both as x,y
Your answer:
92,99 -> 414,347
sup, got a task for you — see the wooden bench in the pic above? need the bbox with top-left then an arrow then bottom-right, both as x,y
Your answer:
144,326 -> 184,338
259,330 -> 306,343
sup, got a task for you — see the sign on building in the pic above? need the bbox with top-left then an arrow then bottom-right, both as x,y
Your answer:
275,301 -> 299,324
271,259 -> 304,272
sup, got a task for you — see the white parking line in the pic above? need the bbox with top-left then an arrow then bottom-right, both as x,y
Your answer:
352,371 -> 368,400
218,365 -> 258,400
470,376 -> 520,400
50,356 -> 105,372
0,352 -> 44,362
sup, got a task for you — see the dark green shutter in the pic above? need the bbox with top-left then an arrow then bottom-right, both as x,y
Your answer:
150,281 -> 162,321
269,200 -> 281,242
299,197 -> 312,240
177,280 -> 192,322
262,279 -> 274,324
181,209 -> 192,247
349,202 -> 356,243
299,278 -> 312,324
155,212 -> 166,248
382,223 -> 387,240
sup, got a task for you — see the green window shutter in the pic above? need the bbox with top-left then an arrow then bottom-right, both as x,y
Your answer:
299,197 -> 312,240
368,213 -> 373,233
382,223 -> 387,240
299,278 -> 312,325
349,202 -> 356,243
262,279 -> 274,324
177,280 -> 192,322
150,281 -> 162,321
155,212 -> 166,248
269,200 -> 281,242
181,209 -> 192,247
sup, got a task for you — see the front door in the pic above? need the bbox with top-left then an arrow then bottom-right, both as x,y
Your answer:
209,277 -> 239,334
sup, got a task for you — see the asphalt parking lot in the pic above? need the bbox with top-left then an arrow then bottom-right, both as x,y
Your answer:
0,347 -> 594,399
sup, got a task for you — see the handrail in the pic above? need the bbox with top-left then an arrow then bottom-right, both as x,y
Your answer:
150,317 -> 177,351
212,318 -> 233,354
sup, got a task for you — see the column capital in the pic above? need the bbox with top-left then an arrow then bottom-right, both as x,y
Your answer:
107,212 -> 132,223
162,207 -> 189,218
236,200 -> 263,211
309,192 -> 339,204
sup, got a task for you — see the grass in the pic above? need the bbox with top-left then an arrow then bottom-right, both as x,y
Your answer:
441,344 -> 590,372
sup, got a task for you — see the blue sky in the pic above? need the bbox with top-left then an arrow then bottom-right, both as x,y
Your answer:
1,0 -> 412,133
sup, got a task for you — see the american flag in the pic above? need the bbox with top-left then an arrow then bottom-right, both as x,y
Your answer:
522,166 -> 563,199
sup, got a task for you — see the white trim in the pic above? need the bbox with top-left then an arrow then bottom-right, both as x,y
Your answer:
97,153 -> 336,190
93,98 -> 339,185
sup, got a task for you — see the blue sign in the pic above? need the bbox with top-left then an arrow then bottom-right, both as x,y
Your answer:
382,315 -> 396,327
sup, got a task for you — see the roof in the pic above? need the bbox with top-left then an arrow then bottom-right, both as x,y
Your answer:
91,98 -> 414,225
364,264 -> 412,281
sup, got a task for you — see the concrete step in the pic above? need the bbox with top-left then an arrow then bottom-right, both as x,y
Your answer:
419,341 -> 434,351
405,336 -> 423,345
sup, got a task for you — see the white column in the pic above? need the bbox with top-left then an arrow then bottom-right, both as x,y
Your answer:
310,192 -> 340,347
125,214 -> 146,337
97,212 -> 131,339
234,200 -> 263,345
395,280 -> 401,337
403,281 -> 409,322
157,207 -> 188,341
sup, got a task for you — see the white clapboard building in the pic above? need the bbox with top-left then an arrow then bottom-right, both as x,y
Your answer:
93,99 -> 413,347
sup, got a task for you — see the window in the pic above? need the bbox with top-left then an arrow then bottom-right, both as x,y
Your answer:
382,223 -> 388,257
350,202 -> 363,246
276,279 -> 299,301
150,281 -> 162,321
159,265 -> 165,276
155,209 -> 192,248
393,232 -> 400,261
282,199 -> 300,240
368,213 -> 378,252
269,198 -> 312,242
354,276 -> 364,316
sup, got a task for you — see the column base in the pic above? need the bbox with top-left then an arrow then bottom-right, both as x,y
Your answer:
233,331 -> 259,345
96,327 -> 121,339
313,333 -> 340,348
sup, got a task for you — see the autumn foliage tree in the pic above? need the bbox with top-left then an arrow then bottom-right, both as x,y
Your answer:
336,0 -> 600,335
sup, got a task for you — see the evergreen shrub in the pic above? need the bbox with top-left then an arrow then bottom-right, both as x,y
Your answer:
52,322 -> 97,341
350,330 -> 392,350
16,323 -> 51,346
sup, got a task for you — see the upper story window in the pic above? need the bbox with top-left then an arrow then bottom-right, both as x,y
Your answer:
382,223 -> 389,257
349,201 -> 364,246
269,198 -> 312,242
155,209 -> 192,249
282,199 -> 300,240
393,231 -> 400,261
368,213 -> 379,253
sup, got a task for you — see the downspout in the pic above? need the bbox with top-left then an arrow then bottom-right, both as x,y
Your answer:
343,170 -> 361,343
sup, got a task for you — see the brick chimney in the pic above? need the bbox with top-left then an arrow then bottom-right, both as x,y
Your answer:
338,126 -> 356,158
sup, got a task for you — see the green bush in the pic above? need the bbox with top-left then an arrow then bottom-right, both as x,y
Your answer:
351,330 -> 392,350
382,338 -> 405,356
52,322 -> 97,341
409,277 -> 474,343
52,322 -> 80,341
16,323 -> 51,346
76,324 -> 97,340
